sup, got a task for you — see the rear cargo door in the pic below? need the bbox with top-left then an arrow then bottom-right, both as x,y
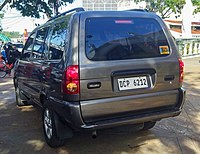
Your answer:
79,16 -> 180,122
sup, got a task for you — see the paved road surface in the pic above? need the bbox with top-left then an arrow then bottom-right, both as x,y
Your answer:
0,57 -> 200,154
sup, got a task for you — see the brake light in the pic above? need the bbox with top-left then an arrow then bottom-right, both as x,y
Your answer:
179,59 -> 184,83
63,65 -> 80,94
115,20 -> 133,24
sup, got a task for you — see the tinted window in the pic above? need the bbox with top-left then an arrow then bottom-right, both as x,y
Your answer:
85,17 -> 170,61
23,33 -> 35,51
49,21 -> 68,60
22,32 -> 36,59
32,27 -> 49,59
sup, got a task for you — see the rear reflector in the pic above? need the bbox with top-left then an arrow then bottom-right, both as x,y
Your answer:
62,65 -> 80,94
179,59 -> 184,83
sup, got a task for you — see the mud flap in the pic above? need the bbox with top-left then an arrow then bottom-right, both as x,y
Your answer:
54,111 -> 73,140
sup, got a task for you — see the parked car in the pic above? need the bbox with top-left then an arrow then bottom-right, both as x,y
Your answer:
14,8 -> 186,147
12,42 -> 24,52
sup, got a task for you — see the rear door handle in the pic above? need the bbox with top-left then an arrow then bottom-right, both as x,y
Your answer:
164,75 -> 175,81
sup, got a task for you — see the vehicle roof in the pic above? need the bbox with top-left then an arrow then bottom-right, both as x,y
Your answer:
31,10 -> 160,34
79,10 -> 157,18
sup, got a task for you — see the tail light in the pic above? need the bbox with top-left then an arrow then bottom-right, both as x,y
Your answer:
62,65 -> 80,94
179,59 -> 184,83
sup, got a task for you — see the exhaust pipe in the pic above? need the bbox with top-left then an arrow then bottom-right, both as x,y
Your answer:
92,131 -> 97,139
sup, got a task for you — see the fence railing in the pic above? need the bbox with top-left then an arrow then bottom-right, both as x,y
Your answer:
176,38 -> 200,57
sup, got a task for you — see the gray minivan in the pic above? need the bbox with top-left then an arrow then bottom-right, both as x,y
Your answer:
14,8 -> 186,147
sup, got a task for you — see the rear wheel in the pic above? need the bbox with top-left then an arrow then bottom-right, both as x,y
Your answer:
141,121 -> 156,131
43,103 -> 65,147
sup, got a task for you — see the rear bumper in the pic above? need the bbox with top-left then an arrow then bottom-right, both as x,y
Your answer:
50,88 -> 186,130
81,109 -> 181,129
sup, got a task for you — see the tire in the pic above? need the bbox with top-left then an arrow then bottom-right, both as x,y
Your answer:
43,103 -> 65,148
0,69 -> 6,78
141,121 -> 156,131
15,85 -> 28,106
0,65 -> 7,78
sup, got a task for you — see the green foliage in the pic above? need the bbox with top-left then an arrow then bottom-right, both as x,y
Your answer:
1,31 -> 21,38
10,0 -> 73,18
135,0 -> 185,19
136,0 -> 200,17
192,0 -> 200,14
0,13 -> 4,18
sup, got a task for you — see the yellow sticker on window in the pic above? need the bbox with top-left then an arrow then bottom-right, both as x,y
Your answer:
159,46 -> 170,55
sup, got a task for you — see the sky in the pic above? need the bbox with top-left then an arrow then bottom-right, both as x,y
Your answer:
1,10 -> 46,33
0,0 -> 198,34
0,0 -> 82,33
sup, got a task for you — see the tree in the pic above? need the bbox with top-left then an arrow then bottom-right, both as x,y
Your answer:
192,0 -> 200,14
0,0 -> 73,18
1,31 -> 21,38
135,0 -> 186,19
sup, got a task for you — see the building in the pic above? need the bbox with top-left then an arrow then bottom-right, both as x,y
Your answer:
165,20 -> 200,39
82,0 -> 119,11
81,0 -> 145,11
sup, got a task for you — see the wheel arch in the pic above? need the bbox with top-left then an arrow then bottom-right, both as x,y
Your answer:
40,93 -> 47,106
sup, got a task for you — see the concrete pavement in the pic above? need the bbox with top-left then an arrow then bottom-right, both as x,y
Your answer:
0,57 -> 200,154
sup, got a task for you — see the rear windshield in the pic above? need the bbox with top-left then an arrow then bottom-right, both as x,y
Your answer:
85,17 -> 170,61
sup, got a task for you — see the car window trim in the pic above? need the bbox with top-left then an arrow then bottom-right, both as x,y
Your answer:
31,26 -> 51,61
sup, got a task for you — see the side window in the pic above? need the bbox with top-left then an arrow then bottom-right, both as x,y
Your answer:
32,27 -> 49,59
49,21 -> 68,60
21,32 -> 36,59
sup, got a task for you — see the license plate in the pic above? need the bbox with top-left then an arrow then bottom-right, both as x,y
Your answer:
118,76 -> 149,91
